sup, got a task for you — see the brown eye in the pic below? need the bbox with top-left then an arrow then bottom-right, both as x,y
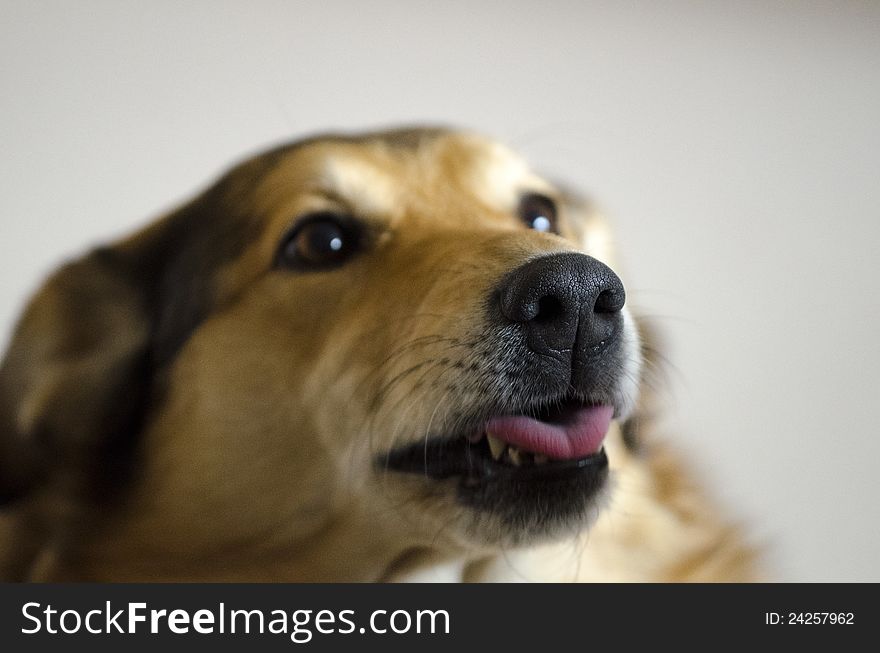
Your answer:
276,213 -> 362,270
519,193 -> 558,233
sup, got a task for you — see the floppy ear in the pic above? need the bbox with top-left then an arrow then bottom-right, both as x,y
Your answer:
0,154 -> 267,579
0,247 -> 153,506
0,164 -> 264,510
1,148 -> 279,511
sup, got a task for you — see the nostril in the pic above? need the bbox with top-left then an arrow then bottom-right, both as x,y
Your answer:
594,289 -> 624,314
534,295 -> 565,324
497,253 -> 625,355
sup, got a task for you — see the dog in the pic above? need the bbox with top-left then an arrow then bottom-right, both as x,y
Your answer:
0,127 -> 756,581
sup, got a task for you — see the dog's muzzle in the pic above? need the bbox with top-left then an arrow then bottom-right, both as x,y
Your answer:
382,251 -> 633,539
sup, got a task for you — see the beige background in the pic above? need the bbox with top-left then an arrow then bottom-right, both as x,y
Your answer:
2,1 -> 878,581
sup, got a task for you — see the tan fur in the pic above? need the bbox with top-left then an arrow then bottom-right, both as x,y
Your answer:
0,128 -> 757,582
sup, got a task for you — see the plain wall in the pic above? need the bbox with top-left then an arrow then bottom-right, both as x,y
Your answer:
2,1 -> 878,581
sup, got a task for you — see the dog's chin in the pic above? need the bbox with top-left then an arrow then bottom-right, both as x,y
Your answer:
381,394 -> 619,545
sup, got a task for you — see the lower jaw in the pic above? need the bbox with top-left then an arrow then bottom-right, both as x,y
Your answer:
383,428 -> 611,539
383,448 -> 610,544
455,448 -> 609,532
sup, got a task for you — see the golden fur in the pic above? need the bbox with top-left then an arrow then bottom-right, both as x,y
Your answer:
0,127 -> 757,581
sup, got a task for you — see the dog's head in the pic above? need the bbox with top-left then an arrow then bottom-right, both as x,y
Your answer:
0,128 -> 643,579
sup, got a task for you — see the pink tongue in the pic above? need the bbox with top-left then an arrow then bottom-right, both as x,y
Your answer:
485,405 -> 614,460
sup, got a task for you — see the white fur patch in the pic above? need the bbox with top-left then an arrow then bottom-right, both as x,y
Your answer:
616,307 -> 644,420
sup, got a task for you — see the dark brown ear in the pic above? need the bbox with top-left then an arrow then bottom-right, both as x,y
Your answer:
0,159 -> 268,513
0,150 -> 271,581
0,248 -> 153,506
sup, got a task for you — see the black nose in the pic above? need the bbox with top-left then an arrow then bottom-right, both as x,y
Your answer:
499,252 -> 626,358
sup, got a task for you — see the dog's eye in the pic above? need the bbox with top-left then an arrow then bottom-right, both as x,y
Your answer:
276,213 -> 362,270
519,193 -> 558,233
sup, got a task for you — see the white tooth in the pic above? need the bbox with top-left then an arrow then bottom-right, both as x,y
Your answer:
508,447 -> 522,466
487,434 -> 506,460
534,454 -> 548,465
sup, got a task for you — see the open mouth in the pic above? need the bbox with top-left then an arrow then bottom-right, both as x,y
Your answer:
383,396 -> 613,482
382,394 -> 613,534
